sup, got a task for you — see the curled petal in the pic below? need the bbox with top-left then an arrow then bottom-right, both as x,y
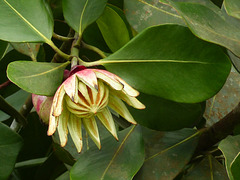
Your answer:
94,69 -> 139,97
52,85 -> 65,116
97,108 -> 118,140
68,114 -> 83,153
110,90 -> 145,109
82,116 -> 101,149
65,95 -> 89,112
78,81 -> 91,105
108,94 -> 137,124
94,69 -> 123,91
57,106 -> 69,147
63,75 -> 78,103
76,69 -> 98,91
48,115 -> 59,136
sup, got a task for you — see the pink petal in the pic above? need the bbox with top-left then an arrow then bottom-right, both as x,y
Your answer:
76,69 -> 98,91
63,74 -> 78,103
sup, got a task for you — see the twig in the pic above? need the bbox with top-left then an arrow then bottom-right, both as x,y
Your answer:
0,80 -> 11,90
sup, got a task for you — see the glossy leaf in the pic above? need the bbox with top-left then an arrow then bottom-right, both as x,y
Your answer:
0,0 -> 53,43
224,0 -> 240,19
129,92 -> 203,131
0,40 -> 8,60
0,90 -> 29,122
7,61 -> 70,96
135,128 -> 199,180
124,0 -> 185,32
219,135 -> 240,180
102,25 -> 231,103
0,122 -> 23,180
183,155 -> 228,180
164,0 -> 240,58
97,6 -> 130,52
11,43 -> 41,61
231,152 -> 240,180
70,126 -> 144,180
62,0 -> 107,36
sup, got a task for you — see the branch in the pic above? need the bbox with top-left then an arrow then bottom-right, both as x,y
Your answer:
0,80 -> 11,90
196,102 -> 240,152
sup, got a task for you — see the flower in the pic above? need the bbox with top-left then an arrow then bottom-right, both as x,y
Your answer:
48,66 -> 145,152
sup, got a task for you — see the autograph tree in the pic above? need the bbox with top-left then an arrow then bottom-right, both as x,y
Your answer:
0,0 -> 240,179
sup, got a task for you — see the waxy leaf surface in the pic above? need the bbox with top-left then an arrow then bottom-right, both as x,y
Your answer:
124,0 -> 185,32
129,92 -> 203,131
165,0 -> 240,58
135,128 -> 198,180
231,152 -> 240,180
7,61 -> 70,96
97,6 -> 130,52
103,25 -> 231,103
70,126 -> 144,180
62,0 -> 107,36
0,122 -> 23,180
0,0 -> 53,42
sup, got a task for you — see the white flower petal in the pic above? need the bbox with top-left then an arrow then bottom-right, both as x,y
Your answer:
57,107 -> 69,147
52,85 -> 65,116
97,108 -> 118,140
47,115 -> 59,136
108,94 -> 137,124
68,114 -> 83,153
94,70 -> 123,91
82,116 -> 101,149
76,69 -> 98,91
78,81 -> 91,105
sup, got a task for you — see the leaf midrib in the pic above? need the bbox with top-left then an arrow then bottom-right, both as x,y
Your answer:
79,0 -> 89,34
3,0 -> 51,43
100,125 -> 136,180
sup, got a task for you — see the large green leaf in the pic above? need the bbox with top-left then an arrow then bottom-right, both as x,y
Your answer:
183,155 -> 228,180
129,92 -> 203,131
135,128 -> 199,180
164,0 -> 240,58
101,25 -> 231,103
0,40 -> 8,60
124,0 -> 185,32
219,135 -> 240,180
62,0 -> 107,37
0,122 -> 23,180
224,0 -> 240,19
97,6 -> 130,52
0,0 -> 53,43
7,61 -> 70,96
70,125 -> 145,180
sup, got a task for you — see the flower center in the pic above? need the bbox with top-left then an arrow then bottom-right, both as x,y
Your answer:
65,80 -> 109,118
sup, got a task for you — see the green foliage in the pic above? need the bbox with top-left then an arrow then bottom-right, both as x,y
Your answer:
0,0 -> 240,179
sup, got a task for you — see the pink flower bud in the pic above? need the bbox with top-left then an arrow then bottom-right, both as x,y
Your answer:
32,94 -> 53,124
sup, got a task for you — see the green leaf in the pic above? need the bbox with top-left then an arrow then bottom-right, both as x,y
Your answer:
231,152 -> 240,180
219,135 -> 240,180
0,122 -> 23,180
70,125 -> 145,180
183,155 -> 228,180
7,61 -> 70,96
224,0 -> 240,19
11,43 -> 41,62
102,25 -> 231,103
164,0 -> 240,58
135,128 -> 199,180
124,0 -> 185,32
0,0 -> 53,43
62,0 -> 107,37
97,6 -> 130,52
129,92 -> 203,131
0,40 -> 8,60
0,90 -> 29,122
